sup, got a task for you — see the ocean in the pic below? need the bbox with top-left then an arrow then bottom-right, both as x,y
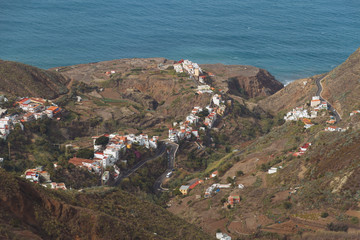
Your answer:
1,0 -> 359,84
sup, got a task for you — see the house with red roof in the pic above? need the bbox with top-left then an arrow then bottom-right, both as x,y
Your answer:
228,195 -> 241,206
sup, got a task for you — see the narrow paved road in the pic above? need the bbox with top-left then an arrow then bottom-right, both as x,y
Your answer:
315,76 -> 341,123
153,141 -> 178,192
112,143 -> 166,186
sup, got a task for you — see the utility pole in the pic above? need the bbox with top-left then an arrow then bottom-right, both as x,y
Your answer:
8,142 -> 11,160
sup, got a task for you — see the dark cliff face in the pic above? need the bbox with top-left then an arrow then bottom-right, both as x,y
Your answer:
201,63 -> 284,99
0,60 -> 69,99
227,69 -> 284,98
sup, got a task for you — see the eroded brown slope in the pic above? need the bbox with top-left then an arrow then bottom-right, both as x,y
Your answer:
259,47 -> 360,117
0,60 -> 69,99
258,77 -> 318,114
320,47 -> 360,118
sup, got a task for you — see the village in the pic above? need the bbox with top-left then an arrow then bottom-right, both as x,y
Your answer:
169,59 -> 228,144
0,96 -> 62,140
168,94 -> 227,143
68,132 -> 159,183
2,59 -> 358,240
166,86 -> 356,238
283,95 -> 350,133
23,166 -> 67,190
20,131 -> 160,190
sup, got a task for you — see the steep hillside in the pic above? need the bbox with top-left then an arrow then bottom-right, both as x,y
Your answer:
258,76 -> 318,115
0,169 -> 211,239
320,47 -> 360,118
259,47 -> 360,117
0,60 -> 69,99
164,48 -> 360,239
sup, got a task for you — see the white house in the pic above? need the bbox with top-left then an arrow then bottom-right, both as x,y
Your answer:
310,111 -> 317,118
186,115 -> 199,125
212,94 -> 222,106
0,108 -> 7,118
205,112 -> 217,128
311,96 -> 321,107
191,130 -> 199,138
149,136 -> 159,149
319,101 -> 328,110
173,63 -> 183,73
284,107 -> 310,121
102,171 -> 110,184
104,144 -> 121,161
325,126 -> 338,132
268,167 -> 278,174
216,232 -> 231,240
169,128 -> 178,142
0,117 -> 12,140
50,182 -> 67,190
25,171 -> 39,182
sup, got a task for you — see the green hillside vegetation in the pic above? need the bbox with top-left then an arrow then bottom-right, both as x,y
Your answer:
0,169 -> 211,240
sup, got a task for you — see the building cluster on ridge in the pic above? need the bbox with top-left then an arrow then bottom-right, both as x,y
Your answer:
169,94 -> 227,143
0,97 -> 62,140
173,59 -> 203,78
23,166 -> 67,190
284,96 -> 328,129
67,132 -> 159,182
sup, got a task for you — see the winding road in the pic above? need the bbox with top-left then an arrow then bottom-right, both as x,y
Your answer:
153,141 -> 179,192
315,76 -> 341,123
112,143 -> 166,186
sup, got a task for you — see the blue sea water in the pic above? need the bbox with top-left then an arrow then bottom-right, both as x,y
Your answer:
1,0 -> 359,84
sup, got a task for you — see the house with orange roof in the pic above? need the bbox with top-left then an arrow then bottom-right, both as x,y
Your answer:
228,195 -> 241,206
210,171 -> 218,178
50,182 -> 67,190
45,106 -> 61,118
68,157 -> 100,172
311,96 -> 321,107
325,126 -> 338,132
302,118 -> 312,124
326,119 -> 336,124
23,112 -> 35,122
350,110 -> 360,116
30,98 -> 47,105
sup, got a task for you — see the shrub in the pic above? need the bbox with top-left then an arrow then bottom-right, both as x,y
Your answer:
283,202 -> 292,209
236,170 -> 244,177
76,148 -> 94,159
95,136 -> 109,146
321,212 -> 329,218
226,176 -> 234,184
327,222 -> 348,232
350,216 -> 359,224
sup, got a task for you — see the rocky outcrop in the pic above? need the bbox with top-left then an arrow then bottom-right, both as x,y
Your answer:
200,63 -> 283,98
